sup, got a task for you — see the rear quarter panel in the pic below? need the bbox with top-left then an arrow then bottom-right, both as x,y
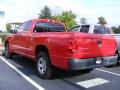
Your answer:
32,32 -> 72,69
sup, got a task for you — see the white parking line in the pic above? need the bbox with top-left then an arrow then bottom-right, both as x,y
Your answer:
96,68 -> 120,77
77,68 -> 120,88
76,78 -> 109,88
0,56 -> 45,90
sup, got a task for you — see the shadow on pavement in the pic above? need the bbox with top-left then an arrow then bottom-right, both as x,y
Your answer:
7,55 -> 91,79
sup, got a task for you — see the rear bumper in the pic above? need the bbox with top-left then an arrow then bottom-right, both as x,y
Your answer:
68,55 -> 118,70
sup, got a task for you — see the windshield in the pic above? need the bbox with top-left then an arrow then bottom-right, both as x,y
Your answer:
93,25 -> 111,34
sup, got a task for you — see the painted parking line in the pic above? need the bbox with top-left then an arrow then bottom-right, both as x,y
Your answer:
96,68 -> 120,77
2,55 -> 120,90
76,68 -> 120,89
0,56 -> 45,90
76,78 -> 109,88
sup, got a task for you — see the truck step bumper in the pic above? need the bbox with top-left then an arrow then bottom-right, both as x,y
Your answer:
68,55 -> 118,70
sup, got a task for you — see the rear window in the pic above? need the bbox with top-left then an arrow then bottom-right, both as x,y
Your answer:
47,23 -> 65,32
93,25 -> 111,34
34,22 -> 65,32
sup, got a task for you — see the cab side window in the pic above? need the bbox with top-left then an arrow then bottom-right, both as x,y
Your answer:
68,26 -> 80,32
17,21 -> 32,32
24,21 -> 32,31
34,22 -> 48,32
17,24 -> 25,33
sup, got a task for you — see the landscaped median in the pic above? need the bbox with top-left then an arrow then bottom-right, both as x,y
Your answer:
0,47 -> 4,55
0,39 -> 4,55
0,33 -> 10,55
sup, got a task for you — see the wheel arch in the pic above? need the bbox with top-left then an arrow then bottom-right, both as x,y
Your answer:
35,45 -> 50,60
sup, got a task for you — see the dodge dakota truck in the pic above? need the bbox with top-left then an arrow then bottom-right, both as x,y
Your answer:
68,24 -> 120,64
4,19 -> 118,79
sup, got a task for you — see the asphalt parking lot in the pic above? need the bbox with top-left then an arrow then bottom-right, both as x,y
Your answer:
1,55 -> 120,90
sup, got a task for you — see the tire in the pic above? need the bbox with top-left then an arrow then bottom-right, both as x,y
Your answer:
4,43 -> 13,58
36,52 -> 53,79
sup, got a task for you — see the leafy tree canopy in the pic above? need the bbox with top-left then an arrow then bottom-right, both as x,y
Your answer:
80,17 -> 87,24
52,11 -> 76,29
98,16 -> 107,25
6,23 -> 11,33
39,6 -> 52,19
112,25 -> 120,34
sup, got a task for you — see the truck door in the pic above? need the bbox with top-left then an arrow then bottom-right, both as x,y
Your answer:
13,21 -> 32,55
11,23 -> 25,52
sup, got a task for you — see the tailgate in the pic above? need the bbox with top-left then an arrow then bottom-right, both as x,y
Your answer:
68,33 -> 116,58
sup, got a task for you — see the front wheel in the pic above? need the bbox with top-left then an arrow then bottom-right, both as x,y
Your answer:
4,43 -> 13,58
36,52 -> 53,79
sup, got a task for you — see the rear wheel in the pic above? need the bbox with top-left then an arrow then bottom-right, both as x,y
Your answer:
5,43 -> 13,58
36,52 -> 54,79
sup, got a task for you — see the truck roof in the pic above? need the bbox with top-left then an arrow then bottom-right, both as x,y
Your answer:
78,24 -> 110,27
32,19 -> 64,25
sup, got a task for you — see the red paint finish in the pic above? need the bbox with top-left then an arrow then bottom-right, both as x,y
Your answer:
5,19 -> 117,70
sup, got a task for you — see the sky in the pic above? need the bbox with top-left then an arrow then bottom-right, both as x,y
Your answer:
0,0 -> 120,28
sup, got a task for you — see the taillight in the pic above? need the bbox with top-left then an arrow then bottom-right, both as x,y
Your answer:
67,38 -> 78,53
67,38 -> 90,53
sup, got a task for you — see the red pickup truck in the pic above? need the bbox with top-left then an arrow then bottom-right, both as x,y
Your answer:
4,19 -> 118,79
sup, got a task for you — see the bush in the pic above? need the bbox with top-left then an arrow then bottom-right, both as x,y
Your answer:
0,33 -> 10,43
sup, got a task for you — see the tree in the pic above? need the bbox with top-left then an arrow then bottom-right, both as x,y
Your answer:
6,23 -> 11,33
38,6 -> 52,19
112,25 -> 120,34
98,16 -> 107,25
52,11 -> 76,29
80,17 -> 87,24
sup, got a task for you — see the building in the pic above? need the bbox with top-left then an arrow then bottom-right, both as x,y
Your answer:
0,11 -> 22,32
0,11 -> 6,32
